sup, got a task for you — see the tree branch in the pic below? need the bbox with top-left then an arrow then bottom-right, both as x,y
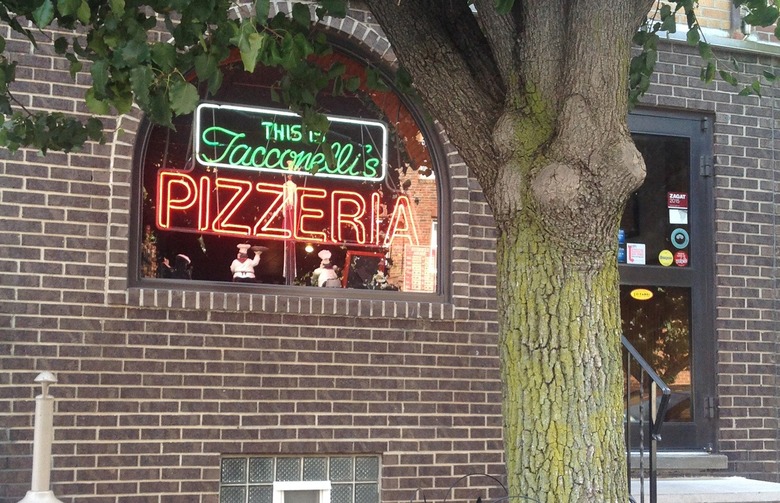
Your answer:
363,0 -> 503,189
471,0 -> 517,102
440,0 -> 506,104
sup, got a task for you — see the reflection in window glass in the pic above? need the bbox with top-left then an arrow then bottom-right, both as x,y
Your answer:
621,285 -> 692,422
620,134 -> 690,267
138,52 -> 439,292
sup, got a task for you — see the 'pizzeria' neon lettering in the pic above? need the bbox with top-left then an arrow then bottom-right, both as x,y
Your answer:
156,170 -> 419,248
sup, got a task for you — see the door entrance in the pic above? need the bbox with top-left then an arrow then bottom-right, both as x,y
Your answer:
621,111 -> 716,450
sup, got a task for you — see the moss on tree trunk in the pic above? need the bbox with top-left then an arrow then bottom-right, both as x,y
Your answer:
497,212 -> 627,503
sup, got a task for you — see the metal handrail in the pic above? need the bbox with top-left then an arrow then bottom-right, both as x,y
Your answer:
622,335 -> 672,503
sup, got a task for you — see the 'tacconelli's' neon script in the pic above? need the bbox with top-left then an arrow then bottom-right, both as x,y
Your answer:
156,170 -> 419,248
194,103 -> 388,182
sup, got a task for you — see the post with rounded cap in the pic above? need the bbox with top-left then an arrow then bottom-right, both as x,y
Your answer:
17,372 -> 63,503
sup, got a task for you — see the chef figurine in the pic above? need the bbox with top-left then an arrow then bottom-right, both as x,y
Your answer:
311,249 -> 341,288
230,243 -> 262,282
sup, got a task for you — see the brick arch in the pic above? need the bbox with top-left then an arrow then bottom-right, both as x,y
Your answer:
109,5 -> 478,318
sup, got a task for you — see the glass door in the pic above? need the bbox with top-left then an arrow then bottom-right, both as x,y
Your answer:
621,111 -> 716,450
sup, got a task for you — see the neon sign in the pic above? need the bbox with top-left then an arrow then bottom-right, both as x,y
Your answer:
195,103 -> 388,182
156,170 -> 419,248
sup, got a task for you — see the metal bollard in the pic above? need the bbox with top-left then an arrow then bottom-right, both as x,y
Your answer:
17,372 -> 63,503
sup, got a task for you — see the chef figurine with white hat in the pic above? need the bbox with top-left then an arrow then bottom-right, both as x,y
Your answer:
311,249 -> 341,288
230,243 -> 263,282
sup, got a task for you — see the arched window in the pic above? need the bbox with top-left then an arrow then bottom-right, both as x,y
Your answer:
133,45 -> 443,294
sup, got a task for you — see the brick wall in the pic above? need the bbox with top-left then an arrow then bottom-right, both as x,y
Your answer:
0,4 -> 504,503
3,1 -> 780,501
641,38 -> 780,481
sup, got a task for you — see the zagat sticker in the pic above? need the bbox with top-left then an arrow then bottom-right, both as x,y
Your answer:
668,193 -> 689,224
671,228 -> 689,249
675,251 -> 689,267
667,192 -> 689,209
659,250 -> 674,266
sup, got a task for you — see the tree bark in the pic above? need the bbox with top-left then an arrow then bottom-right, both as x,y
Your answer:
496,213 -> 627,502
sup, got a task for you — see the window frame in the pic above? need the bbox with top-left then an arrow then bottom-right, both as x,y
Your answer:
272,481 -> 332,503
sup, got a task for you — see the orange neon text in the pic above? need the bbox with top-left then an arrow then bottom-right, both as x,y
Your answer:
155,170 -> 419,248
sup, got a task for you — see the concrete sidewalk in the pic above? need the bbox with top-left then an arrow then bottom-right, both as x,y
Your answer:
631,477 -> 780,502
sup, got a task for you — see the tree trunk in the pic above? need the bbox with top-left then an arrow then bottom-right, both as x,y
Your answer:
496,211 -> 627,502
364,2 -> 651,501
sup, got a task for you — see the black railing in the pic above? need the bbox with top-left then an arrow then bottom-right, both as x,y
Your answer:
622,335 -> 672,503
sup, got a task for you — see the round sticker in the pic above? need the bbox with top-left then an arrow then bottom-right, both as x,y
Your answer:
630,288 -> 654,301
658,250 -> 674,266
671,228 -> 689,249
674,251 -> 689,267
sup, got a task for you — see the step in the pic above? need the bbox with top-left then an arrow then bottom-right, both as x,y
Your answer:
630,477 -> 780,502
630,450 -> 729,471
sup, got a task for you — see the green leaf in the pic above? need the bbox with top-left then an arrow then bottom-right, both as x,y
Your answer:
168,79 -> 199,115
316,0 -> 347,18
109,0 -> 125,15
762,70 -> 776,82
113,39 -> 150,68
129,66 -> 154,109
701,61 -> 715,83
207,69 -> 223,95
291,3 -> 311,27
255,0 -> 270,24
752,80 -> 762,96
686,28 -> 700,46
90,60 -> 110,97
697,42 -> 713,61
85,88 -> 111,115
326,62 -> 345,79
33,0 -> 55,28
344,76 -> 360,93
365,67 -> 389,91
194,52 -> 217,81
76,0 -> 90,24
719,70 -> 739,86
85,117 -> 104,141
151,43 -> 176,73
111,87 -> 134,115
57,0 -> 80,17
149,91 -> 173,127
240,32 -> 266,73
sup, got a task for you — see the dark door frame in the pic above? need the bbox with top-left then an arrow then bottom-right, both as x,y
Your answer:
623,109 -> 717,451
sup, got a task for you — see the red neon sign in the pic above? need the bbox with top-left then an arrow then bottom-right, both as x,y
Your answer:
156,170 -> 420,248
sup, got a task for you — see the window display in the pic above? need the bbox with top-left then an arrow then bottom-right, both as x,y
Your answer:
136,50 -> 440,292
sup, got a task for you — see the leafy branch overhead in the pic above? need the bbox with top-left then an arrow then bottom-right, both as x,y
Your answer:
630,0 -> 779,106
0,0 -> 349,153
0,0 -> 776,153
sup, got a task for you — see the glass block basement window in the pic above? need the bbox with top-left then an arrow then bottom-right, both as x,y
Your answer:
220,456 -> 380,503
